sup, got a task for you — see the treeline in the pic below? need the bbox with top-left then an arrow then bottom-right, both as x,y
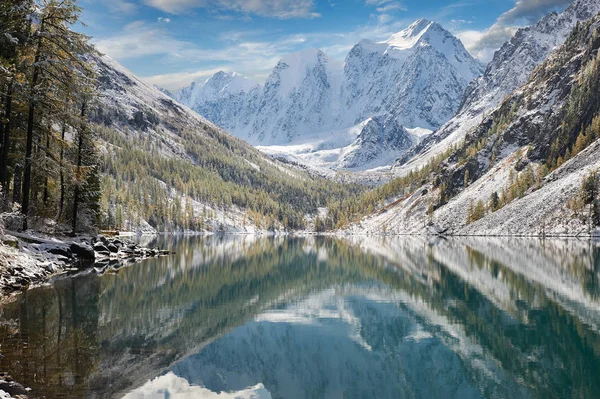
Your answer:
0,0 -> 99,233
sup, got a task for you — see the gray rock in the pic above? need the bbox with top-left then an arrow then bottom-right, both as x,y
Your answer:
0,213 -> 24,232
93,242 -> 109,252
47,246 -> 73,259
70,242 -> 95,261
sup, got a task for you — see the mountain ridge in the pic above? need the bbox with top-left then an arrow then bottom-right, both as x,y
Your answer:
393,0 -> 600,176
174,19 -> 484,171
343,12 -> 600,236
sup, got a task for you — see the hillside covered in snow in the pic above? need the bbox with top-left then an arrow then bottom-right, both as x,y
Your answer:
341,12 -> 600,237
393,0 -> 600,177
175,20 -> 484,171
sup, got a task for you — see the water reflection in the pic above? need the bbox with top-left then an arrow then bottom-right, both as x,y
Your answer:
0,236 -> 599,398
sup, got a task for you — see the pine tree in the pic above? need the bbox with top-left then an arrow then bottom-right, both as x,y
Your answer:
490,191 -> 499,211
0,0 -> 34,195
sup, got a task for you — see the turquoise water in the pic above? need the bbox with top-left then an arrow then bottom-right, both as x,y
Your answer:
0,236 -> 599,398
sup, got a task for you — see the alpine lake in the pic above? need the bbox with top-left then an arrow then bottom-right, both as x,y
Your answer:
1,235 -> 599,399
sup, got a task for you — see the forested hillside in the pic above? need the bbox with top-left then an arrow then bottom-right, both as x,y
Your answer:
0,0 -> 361,235
91,56 -> 360,233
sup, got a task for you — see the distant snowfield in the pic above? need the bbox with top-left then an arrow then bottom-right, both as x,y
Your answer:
256,120 -> 432,172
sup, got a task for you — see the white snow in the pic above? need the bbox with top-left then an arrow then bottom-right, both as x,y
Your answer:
123,373 -> 272,399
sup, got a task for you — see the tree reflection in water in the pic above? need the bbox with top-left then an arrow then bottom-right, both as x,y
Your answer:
0,236 -> 598,398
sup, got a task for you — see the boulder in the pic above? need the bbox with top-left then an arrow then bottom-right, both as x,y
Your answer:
107,243 -> 119,253
0,374 -> 30,397
47,246 -> 73,259
70,242 -> 95,261
0,212 -> 24,232
93,242 -> 110,257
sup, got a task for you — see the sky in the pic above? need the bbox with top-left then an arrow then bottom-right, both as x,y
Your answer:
78,0 -> 573,91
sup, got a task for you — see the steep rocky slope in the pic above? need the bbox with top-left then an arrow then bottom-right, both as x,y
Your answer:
176,20 -> 484,171
345,13 -> 600,236
393,0 -> 600,177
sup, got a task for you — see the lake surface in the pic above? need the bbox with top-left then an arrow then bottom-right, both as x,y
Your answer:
0,236 -> 599,399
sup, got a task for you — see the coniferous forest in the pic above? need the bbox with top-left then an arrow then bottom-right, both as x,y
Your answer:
1,0 -> 100,234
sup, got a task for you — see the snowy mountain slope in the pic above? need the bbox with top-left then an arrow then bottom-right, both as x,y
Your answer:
340,19 -> 484,130
393,0 -> 600,176
176,20 -> 484,171
346,13 -> 600,236
248,49 -> 341,144
257,117 -> 428,172
176,71 -> 261,135
90,55 -> 352,233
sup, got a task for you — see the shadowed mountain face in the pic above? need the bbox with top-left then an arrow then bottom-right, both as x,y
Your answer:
1,236 -> 600,398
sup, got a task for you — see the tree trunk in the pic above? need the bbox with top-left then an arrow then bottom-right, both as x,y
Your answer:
22,22 -> 44,230
43,131 -> 50,203
71,102 -> 86,236
57,122 -> 66,220
13,163 -> 21,205
22,89 -> 36,230
0,83 -> 13,195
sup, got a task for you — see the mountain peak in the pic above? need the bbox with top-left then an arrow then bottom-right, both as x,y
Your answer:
279,48 -> 327,67
406,18 -> 434,35
204,71 -> 258,94
384,19 -> 441,49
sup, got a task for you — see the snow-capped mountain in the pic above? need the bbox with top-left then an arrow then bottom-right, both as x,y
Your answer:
175,19 -> 484,171
248,48 -> 341,144
394,0 -> 600,174
341,19 -> 484,130
461,0 -> 600,115
349,11 -> 600,236
337,116 -> 420,170
177,71 -> 261,134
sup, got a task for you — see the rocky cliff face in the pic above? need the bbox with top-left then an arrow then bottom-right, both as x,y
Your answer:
341,19 -> 484,130
393,0 -> 600,175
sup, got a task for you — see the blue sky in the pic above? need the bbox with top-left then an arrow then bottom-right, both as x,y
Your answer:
79,0 -> 572,91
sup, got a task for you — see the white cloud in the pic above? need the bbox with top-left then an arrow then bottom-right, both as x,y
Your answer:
105,0 -> 138,14
143,0 -> 320,19
376,3 -> 407,13
365,0 -> 406,13
457,0 -> 571,61
158,17 -> 171,23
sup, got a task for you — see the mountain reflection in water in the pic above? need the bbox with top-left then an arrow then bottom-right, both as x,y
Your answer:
0,236 -> 599,399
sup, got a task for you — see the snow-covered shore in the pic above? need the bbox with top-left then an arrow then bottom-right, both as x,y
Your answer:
0,231 -> 171,301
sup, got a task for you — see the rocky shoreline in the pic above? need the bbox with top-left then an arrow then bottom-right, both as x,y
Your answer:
0,232 -> 172,298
